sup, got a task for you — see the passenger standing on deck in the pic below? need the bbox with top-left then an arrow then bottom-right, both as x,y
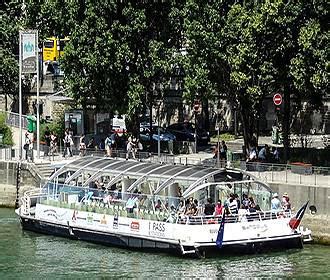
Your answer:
282,193 -> 291,211
204,198 -> 215,216
271,193 -> 281,211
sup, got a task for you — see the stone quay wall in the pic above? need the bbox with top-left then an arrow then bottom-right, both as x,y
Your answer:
0,161 -> 41,207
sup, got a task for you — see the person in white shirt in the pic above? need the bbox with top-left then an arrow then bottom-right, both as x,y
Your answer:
271,193 -> 281,211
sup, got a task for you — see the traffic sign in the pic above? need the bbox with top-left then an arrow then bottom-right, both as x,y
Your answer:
273,93 -> 282,106
193,100 -> 201,113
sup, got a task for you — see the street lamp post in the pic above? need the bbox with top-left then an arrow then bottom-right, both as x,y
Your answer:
19,31 -> 22,160
36,31 -> 40,159
217,126 -> 220,167
194,112 -> 197,153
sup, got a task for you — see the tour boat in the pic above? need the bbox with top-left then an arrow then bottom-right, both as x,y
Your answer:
16,156 -> 311,257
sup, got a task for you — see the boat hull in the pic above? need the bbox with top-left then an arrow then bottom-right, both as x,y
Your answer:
19,215 -> 303,258
20,216 -> 182,255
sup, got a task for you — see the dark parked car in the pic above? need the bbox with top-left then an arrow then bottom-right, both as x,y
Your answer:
140,126 -> 176,142
139,125 -> 176,153
166,122 -> 209,145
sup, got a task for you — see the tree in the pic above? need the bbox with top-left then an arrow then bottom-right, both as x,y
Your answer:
1,2 -> 23,111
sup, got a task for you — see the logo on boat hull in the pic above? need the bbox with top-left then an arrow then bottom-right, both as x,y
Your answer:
241,223 -> 268,233
149,222 -> 166,237
43,208 -> 66,221
130,221 -> 140,231
100,214 -> 107,225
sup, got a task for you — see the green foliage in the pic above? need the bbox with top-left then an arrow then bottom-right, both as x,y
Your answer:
1,2 -> 23,102
3,0 -> 328,153
0,113 -> 13,146
40,114 -> 65,142
210,133 -> 236,143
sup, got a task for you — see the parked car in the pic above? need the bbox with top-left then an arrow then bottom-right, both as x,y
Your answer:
166,122 -> 209,145
139,125 -> 176,153
140,126 -> 176,142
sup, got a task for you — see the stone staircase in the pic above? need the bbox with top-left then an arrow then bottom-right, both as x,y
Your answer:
34,162 -> 55,180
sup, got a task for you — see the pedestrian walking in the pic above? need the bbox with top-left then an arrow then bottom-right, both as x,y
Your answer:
23,132 -> 33,162
50,132 -> 57,159
126,136 -> 136,160
63,129 -> 73,157
104,135 -> 112,157
44,126 -> 51,157
79,134 -> 86,157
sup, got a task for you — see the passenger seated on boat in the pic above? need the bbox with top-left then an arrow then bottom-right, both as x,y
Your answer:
185,202 -> 197,216
195,199 -> 203,216
184,197 -> 196,215
228,197 -> 238,215
234,193 -> 241,210
177,200 -> 185,217
247,204 -> 262,221
166,205 -> 177,223
248,196 -> 256,210
155,199 -> 163,211
204,198 -> 215,216
214,200 -> 224,216
238,207 -> 248,222
126,196 -> 138,213
103,193 -> 114,206
241,193 -> 249,209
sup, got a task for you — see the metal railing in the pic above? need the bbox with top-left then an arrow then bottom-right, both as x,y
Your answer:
21,184 -> 292,225
1,144 -> 329,186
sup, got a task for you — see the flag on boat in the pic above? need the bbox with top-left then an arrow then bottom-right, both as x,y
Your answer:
289,201 -> 309,230
216,212 -> 226,248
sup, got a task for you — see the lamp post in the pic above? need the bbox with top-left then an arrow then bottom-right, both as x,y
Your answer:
36,31 -> 40,159
19,32 -> 22,160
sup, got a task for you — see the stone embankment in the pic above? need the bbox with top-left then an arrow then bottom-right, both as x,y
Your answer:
0,184 -> 36,207
302,214 -> 330,246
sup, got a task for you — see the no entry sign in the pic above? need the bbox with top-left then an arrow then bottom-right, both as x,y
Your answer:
273,93 -> 282,106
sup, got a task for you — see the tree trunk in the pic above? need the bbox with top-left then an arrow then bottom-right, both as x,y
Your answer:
282,87 -> 290,162
240,107 -> 252,157
202,98 -> 210,131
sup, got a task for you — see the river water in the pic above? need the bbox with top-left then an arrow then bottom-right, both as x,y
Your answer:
0,208 -> 329,279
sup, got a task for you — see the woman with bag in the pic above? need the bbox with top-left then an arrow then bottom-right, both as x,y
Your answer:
24,132 -> 33,162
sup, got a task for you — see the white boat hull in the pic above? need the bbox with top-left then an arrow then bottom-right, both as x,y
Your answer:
17,204 -> 304,258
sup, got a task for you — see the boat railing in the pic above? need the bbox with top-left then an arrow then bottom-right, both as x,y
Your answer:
179,210 -> 293,225
20,188 -> 50,216
23,185 -> 292,224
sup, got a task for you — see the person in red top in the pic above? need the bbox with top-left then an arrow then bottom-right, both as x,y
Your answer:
214,200 -> 224,216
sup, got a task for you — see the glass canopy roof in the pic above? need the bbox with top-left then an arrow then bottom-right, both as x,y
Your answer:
48,156 -> 272,196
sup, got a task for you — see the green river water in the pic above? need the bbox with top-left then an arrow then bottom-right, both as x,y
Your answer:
0,208 -> 329,279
